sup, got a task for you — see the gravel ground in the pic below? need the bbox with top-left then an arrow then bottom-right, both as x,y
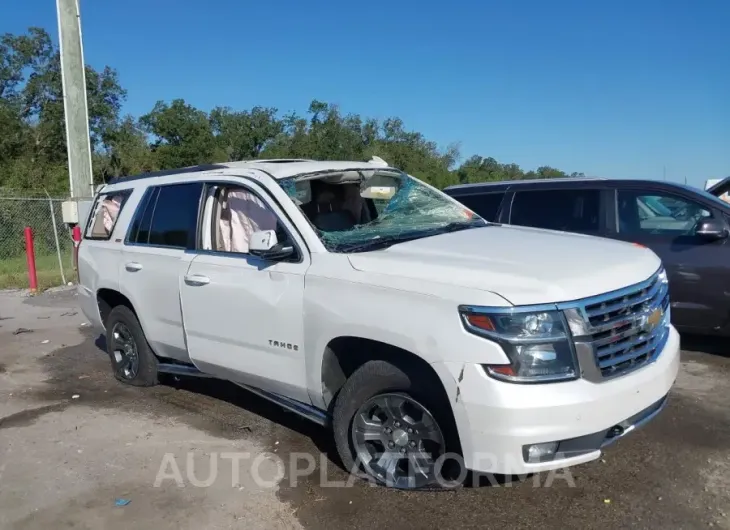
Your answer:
0,288 -> 728,529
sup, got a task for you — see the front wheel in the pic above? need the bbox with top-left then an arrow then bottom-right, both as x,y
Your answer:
332,360 -> 458,489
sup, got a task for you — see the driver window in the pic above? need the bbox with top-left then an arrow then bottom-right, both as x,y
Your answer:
618,190 -> 711,236
206,184 -> 289,254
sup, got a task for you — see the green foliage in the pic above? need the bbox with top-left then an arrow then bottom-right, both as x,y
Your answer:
0,27 -> 579,194
140,99 -> 215,168
210,105 -> 283,161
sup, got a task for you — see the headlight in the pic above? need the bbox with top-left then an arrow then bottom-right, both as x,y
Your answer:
459,307 -> 578,383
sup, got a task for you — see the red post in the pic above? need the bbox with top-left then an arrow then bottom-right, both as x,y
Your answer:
72,225 -> 82,281
24,227 -> 38,293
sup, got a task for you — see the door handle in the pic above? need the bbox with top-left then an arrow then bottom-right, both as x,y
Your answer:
184,274 -> 210,286
125,262 -> 143,272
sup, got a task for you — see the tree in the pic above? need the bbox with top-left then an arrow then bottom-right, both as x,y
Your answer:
535,166 -> 566,179
139,99 -> 215,168
210,106 -> 282,161
96,116 -> 157,179
0,27 -> 125,190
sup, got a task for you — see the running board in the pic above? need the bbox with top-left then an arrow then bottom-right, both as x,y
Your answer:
157,363 -> 329,426
234,383 -> 330,427
158,363 -> 214,378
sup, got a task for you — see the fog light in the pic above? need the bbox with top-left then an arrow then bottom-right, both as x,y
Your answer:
524,441 -> 559,463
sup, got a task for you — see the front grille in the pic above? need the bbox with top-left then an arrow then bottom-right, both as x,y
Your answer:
575,269 -> 670,379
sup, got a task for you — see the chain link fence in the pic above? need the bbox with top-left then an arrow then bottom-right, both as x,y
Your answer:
0,188 -> 76,290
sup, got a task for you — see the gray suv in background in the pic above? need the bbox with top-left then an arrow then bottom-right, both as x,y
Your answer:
445,178 -> 730,337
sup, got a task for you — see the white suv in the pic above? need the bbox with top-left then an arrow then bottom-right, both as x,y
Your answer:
78,158 -> 680,489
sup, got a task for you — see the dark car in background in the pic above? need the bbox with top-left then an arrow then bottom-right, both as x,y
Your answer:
444,178 -> 730,337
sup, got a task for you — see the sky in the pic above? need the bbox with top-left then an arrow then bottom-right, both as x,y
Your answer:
4,0 -> 729,187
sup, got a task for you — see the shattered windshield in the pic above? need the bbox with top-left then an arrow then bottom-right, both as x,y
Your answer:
279,168 -> 485,253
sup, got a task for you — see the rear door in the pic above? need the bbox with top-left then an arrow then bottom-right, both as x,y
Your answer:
607,186 -> 730,332
120,181 -> 204,363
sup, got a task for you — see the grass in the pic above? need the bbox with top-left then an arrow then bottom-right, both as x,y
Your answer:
0,252 -> 73,290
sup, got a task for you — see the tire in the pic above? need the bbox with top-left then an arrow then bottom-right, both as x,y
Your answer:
332,360 -> 461,490
105,305 -> 158,387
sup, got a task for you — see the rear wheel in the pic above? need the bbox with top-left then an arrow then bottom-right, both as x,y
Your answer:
105,305 -> 158,387
332,360 -> 458,489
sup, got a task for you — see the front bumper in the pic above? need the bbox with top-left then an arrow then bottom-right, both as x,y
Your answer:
434,325 -> 680,475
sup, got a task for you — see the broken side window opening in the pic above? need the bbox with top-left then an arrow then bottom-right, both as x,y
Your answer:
278,169 -> 486,253
85,190 -> 132,240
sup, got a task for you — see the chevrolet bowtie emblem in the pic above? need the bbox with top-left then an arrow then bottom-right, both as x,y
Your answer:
645,307 -> 662,331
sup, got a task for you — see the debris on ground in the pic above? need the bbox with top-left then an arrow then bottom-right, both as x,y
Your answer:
71,394 -> 80,399
114,498 -> 131,507
41,340 -> 50,344
12,328 -> 33,335
61,311 -> 78,317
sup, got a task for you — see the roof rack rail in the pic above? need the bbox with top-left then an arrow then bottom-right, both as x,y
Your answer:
252,159 -> 313,164
106,163 -> 229,185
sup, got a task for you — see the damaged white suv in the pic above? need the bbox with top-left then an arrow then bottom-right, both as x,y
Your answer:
78,158 -> 679,489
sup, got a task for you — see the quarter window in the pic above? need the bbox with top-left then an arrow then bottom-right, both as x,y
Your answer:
510,189 -> 601,233
85,190 -> 132,240
617,191 -> 711,236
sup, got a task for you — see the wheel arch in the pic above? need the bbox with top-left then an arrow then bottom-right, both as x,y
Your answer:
96,287 -> 137,327
319,336 -> 452,415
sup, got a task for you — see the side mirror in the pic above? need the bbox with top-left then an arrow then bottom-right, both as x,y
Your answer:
695,219 -> 728,240
249,230 -> 295,261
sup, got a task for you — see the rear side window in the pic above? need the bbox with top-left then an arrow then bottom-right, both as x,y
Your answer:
84,190 -> 132,240
127,183 -> 203,248
510,189 -> 601,233
453,193 -> 505,221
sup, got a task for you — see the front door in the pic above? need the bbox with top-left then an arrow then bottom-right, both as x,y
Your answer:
180,179 -> 311,402
612,188 -> 730,332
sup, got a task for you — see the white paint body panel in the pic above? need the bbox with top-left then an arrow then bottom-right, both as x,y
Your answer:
76,159 -> 679,476
433,326 -> 680,474
347,225 -> 662,306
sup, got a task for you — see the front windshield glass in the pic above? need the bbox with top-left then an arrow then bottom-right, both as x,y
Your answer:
278,168 -> 485,252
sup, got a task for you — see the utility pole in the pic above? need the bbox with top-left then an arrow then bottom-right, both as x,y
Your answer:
56,0 -> 94,198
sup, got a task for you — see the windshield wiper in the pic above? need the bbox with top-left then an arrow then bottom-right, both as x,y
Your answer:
334,234 -> 425,253
435,220 -> 488,234
333,221 -> 486,253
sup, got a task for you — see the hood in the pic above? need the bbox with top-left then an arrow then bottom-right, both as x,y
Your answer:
347,225 -> 661,306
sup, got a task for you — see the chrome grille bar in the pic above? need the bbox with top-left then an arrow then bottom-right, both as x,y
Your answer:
584,276 -> 662,320
565,267 -> 670,380
597,327 -> 666,370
